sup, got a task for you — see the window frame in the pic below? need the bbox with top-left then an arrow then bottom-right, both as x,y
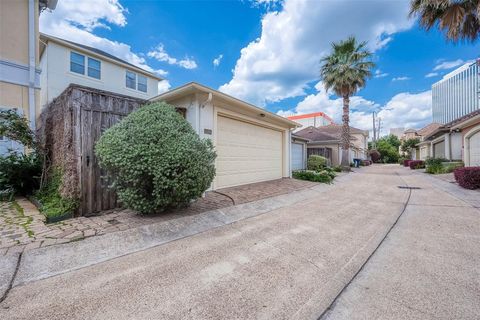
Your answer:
87,57 -> 101,79
137,74 -> 148,93
70,51 -> 85,75
126,70 -> 137,90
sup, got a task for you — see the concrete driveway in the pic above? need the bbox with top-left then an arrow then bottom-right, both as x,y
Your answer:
0,165 -> 478,319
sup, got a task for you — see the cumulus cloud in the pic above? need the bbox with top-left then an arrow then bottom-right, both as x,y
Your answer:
278,82 -> 432,136
157,80 -> 172,94
39,0 -> 165,77
220,0 -> 414,106
147,44 -> 197,69
425,72 -> 439,78
392,76 -> 411,81
374,69 -> 389,78
213,54 -> 224,67
433,59 -> 466,71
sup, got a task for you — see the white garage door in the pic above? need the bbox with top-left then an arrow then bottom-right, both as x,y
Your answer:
469,131 -> 480,166
216,115 -> 283,188
433,140 -> 445,158
291,143 -> 305,170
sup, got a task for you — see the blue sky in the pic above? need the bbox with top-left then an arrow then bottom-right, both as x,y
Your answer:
40,0 -> 479,134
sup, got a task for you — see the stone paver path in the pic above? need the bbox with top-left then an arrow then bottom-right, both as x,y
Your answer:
0,178 -> 317,255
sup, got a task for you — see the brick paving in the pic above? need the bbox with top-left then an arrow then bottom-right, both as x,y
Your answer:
0,178 -> 317,255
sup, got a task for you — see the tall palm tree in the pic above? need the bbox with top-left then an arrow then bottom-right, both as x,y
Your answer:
320,37 -> 375,169
410,0 -> 480,42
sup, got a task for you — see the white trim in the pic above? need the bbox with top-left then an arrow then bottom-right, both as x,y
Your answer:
0,60 -> 41,88
28,0 -> 36,131
463,124 -> 480,166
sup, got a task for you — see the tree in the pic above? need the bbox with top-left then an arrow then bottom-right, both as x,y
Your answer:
376,135 -> 401,163
320,37 -> 375,169
410,0 -> 480,43
401,138 -> 420,158
95,102 -> 216,214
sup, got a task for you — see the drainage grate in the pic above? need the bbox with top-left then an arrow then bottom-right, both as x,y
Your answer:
397,186 -> 422,190
106,219 -> 121,225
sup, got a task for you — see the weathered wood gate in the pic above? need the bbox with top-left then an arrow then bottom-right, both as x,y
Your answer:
40,85 -> 145,216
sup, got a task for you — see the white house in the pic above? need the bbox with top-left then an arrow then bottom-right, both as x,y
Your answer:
39,33 -> 163,109
150,82 -> 300,189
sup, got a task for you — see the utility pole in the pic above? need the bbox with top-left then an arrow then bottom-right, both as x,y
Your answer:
372,111 -> 377,149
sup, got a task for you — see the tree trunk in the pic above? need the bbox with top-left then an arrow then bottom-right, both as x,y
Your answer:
341,95 -> 351,170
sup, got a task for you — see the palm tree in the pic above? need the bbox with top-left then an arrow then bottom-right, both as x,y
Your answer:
320,36 -> 375,169
410,0 -> 480,42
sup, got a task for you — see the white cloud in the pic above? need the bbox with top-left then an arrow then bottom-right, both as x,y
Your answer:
39,0 -> 164,77
213,54 -> 224,67
220,0 -> 414,106
157,80 -> 171,94
147,44 -> 197,70
425,72 -> 438,78
433,59 -> 465,71
392,76 -> 411,81
277,82 -> 432,136
374,69 -> 389,78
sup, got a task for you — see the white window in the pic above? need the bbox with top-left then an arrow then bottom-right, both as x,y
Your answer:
87,57 -> 101,79
70,52 -> 85,75
137,75 -> 147,92
126,71 -> 136,89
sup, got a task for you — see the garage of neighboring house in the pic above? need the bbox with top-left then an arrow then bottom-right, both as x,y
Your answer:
433,139 -> 445,158
464,125 -> 480,166
291,135 -> 308,170
150,82 -> 299,189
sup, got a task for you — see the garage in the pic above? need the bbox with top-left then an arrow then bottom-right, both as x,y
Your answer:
468,131 -> 480,166
433,140 -> 445,158
291,142 -> 305,170
216,115 -> 283,188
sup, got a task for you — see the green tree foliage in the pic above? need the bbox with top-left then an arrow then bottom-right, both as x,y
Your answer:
307,155 -> 328,171
0,109 -> 36,149
95,102 -> 216,214
401,138 -> 420,157
320,36 -> 375,168
410,0 -> 480,43
376,135 -> 401,163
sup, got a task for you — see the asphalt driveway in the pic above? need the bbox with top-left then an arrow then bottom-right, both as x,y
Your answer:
1,165 -> 478,319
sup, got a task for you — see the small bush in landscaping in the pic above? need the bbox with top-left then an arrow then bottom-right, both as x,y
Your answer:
403,159 -> 412,167
369,150 -> 381,163
292,170 -> 332,184
454,167 -> 480,190
36,169 -> 77,220
332,165 -> 342,172
95,102 -> 216,214
425,157 -> 447,174
307,155 -> 328,171
0,152 -> 42,196
408,160 -> 425,170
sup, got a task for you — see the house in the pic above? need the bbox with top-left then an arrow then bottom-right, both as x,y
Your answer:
0,0 -> 56,155
413,123 -> 442,160
149,82 -> 299,189
39,33 -> 163,109
287,112 -> 334,132
293,124 -> 369,167
416,110 -> 480,166
291,134 -> 309,170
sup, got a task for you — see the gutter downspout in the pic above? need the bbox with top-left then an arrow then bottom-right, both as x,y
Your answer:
28,0 -> 36,131
199,92 -> 212,136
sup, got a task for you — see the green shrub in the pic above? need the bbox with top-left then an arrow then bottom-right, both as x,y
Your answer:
307,155 -> 328,171
95,102 -> 216,214
425,157 -> 448,174
332,165 -> 342,172
36,169 -> 77,219
0,152 -> 42,196
292,170 -> 332,183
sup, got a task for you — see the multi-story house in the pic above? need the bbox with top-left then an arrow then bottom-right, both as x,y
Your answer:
0,0 -> 56,155
287,112 -> 334,132
39,34 -> 163,109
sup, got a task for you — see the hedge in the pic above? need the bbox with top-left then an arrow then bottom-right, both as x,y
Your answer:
307,155 -> 328,171
95,102 -> 216,214
454,167 -> 480,190
403,159 -> 412,167
409,160 -> 425,170
292,170 -> 332,184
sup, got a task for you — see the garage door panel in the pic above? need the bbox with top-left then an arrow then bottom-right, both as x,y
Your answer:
470,131 -> 480,166
216,116 -> 283,188
291,143 -> 305,170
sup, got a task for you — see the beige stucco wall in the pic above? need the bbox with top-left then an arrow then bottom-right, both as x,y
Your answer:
307,143 -> 340,166
351,133 -> 368,159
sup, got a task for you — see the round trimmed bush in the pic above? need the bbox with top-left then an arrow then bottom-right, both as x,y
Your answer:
307,155 -> 327,171
95,102 -> 216,214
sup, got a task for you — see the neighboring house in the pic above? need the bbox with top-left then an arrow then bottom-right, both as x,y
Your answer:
0,0 -> 56,155
287,112 -> 334,133
150,82 -> 299,189
420,110 -> 480,165
432,59 -> 479,124
414,123 -> 442,160
390,127 -> 404,139
39,33 -> 163,109
293,124 -> 369,167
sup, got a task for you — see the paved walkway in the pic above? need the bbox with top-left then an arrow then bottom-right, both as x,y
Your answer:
0,178 -> 316,255
1,165 -> 478,319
